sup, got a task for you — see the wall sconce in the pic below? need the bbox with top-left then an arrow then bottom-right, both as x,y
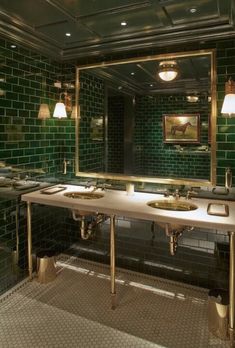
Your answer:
186,95 -> 199,103
38,103 -> 50,119
53,92 -> 71,119
221,78 -> 235,117
158,61 -> 178,82
38,76 -> 50,119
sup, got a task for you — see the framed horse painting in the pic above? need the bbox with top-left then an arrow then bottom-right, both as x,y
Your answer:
163,114 -> 200,143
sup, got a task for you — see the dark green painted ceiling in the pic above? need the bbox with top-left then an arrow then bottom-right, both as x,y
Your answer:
0,0 -> 234,60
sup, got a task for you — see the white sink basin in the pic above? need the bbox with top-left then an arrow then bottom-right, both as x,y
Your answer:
147,199 -> 198,211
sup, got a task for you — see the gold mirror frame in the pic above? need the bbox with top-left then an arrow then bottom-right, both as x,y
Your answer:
75,49 -> 216,187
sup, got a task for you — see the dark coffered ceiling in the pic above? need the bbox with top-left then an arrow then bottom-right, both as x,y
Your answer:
0,0 -> 234,60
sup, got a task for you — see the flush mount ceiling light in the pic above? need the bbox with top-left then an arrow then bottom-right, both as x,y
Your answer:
189,7 -> 197,13
65,32 -> 71,37
158,61 -> 178,82
221,77 -> 235,117
121,21 -> 127,26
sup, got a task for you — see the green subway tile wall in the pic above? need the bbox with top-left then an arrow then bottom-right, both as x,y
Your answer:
0,38 -> 76,174
79,72 -> 105,172
108,95 -> 124,173
0,37 -> 76,294
216,39 -> 235,185
134,94 -> 210,178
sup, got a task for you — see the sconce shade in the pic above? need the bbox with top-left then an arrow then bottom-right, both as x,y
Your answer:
38,104 -> 50,119
71,106 -> 77,119
158,61 -> 178,82
221,94 -> 235,116
53,102 -> 67,118
221,78 -> 235,116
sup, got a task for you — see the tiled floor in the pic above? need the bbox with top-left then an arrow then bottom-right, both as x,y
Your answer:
0,255 -> 231,348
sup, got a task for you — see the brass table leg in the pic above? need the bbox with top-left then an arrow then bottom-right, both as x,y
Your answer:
229,231 -> 235,346
110,215 -> 116,309
27,202 -> 33,280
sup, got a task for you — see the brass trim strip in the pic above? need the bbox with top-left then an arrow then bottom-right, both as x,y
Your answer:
27,202 -> 33,280
229,231 -> 235,342
110,215 -> 116,309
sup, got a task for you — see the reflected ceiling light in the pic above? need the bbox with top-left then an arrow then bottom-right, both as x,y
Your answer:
158,61 -> 178,82
221,78 -> 235,117
65,32 -> 71,37
121,21 -> 127,26
186,95 -> 199,103
38,103 -> 50,120
10,44 -> 16,48
131,72 -> 135,75
189,7 -> 197,13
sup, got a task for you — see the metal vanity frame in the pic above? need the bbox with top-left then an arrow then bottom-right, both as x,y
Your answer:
23,188 -> 235,344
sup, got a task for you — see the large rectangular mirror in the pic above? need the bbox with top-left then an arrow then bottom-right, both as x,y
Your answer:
75,49 -> 216,186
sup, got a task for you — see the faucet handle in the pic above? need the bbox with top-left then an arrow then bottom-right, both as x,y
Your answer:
97,183 -> 112,191
173,189 -> 180,200
163,190 -> 170,197
225,167 -> 232,190
186,188 -> 198,200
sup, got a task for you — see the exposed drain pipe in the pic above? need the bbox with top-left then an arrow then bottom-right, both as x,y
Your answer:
165,224 -> 194,255
72,210 -> 107,240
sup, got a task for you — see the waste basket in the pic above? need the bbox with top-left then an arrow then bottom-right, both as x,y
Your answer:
37,250 -> 56,284
208,288 -> 229,340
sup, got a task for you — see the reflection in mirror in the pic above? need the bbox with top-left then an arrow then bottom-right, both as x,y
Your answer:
76,50 -> 216,186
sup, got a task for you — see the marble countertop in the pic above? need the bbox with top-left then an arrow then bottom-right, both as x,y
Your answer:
21,184 -> 235,232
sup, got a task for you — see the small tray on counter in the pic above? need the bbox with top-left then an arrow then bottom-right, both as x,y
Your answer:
40,186 -> 67,195
207,203 -> 229,217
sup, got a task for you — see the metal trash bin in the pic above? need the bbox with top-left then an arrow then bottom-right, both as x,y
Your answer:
37,250 -> 56,284
208,288 -> 229,340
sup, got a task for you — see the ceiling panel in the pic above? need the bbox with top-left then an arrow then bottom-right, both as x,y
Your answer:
163,0 -> 219,25
55,0 -> 151,18
82,6 -> 163,37
0,0 -> 67,27
0,0 -> 234,59
92,55 -> 210,95
37,20 -> 96,45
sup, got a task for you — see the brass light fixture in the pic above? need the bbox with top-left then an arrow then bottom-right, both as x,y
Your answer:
38,103 -> 50,119
221,78 -> 235,117
186,95 -> 199,103
38,76 -> 50,120
158,60 -> 178,82
53,92 -> 70,119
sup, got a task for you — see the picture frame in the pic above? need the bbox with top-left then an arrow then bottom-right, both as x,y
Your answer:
163,114 -> 200,144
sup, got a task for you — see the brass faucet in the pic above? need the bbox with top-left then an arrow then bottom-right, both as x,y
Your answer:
62,159 -> 70,175
173,189 -> 180,200
164,188 -> 181,199
225,167 -> 232,191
